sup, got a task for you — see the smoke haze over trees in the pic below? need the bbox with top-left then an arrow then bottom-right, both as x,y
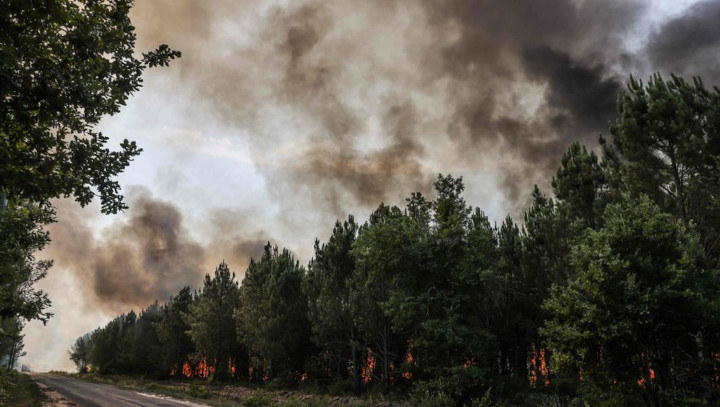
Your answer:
72,73 -> 720,405
27,0 -> 720,335
2,0 -> 720,405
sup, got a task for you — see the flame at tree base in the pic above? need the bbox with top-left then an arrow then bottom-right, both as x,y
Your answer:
170,356 -> 238,379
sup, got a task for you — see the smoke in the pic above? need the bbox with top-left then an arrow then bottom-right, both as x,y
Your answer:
44,191 -> 268,313
43,0 -> 720,312
646,0 -> 720,85
23,0 -> 720,371
520,46 -> 622,136
129,0 -> 669,217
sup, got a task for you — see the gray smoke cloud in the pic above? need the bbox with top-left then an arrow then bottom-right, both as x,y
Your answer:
646,0 -> 720,85
41,0 -> 720,314
45,191 -> 268,312
47,0 -> 717,309
130,0 -> 681,217
24,0 -> 720,371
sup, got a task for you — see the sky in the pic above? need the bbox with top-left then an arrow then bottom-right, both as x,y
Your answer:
22,0 -> 720,371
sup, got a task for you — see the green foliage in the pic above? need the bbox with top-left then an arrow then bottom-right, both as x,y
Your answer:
68,73 -> 720,406
87,311 -> 137,373
242,391 -> 273,407
155,287 -> 195,377
0,199 -> 53,323
410,389 -> 455,407
573,381 -> 644,407
69,334 -> 91,373
0,317 -> 26,371
350,202 -> 412,387
129,302 -> 164,378
238,244 -> 311,380
0,0 -> 179,214
552,141 -> 607,229
409,378 -> 466,407
607,74 -> 720,259
303,216 -> 358,383
469,387 -> 493,407
187,262 -> 242,380
543,195 -> 720,404
0,368 -> 46,406
0,0 -> 179,332
523,393 -> 573,407
326,379 -> 356,396
0,368 -> 13,404
188,383 -> 212,399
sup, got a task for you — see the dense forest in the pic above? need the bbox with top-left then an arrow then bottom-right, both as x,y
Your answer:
69,76 -> 720,406
1,2 -> 720,406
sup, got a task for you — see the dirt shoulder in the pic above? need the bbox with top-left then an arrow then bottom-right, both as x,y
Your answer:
57,373 -> 408,407
31,376 -> 76,407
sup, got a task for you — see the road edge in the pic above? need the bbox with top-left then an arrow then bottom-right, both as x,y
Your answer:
26,373 -> 77,407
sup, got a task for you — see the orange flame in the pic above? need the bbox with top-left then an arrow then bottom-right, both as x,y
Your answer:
182,361 -> 192,378
228,358 -> 236,378
402,351 -> 413,379
539,348 -> 549,386
638,367 -> 655,387
361,347 -> 376,383
528,344 -> 550,387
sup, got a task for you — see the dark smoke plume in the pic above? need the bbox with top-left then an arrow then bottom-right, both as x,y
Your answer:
130,0 -> 669,217
45,192 -> 268,312
26,0 -> 720,372
646,0 -> 720,86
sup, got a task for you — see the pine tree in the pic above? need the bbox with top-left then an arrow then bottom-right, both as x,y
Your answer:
543,196 -> 720,405
350,204 -> 409,387
304,216 -> 359,383
156,287 -> 195,377
608,74 -> 720,261
0,317 -> 26,370
69,334 -> 92,373
187,262 -> 241,380
552,141 -> 607,229
237,245 -> 311,381
130,302 -> 163,377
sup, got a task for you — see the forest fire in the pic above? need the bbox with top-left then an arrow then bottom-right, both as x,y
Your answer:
362,347 -> 376,383
248,362 -> 270,382
402,352 -> 413,380
170,357 -> 236,379
229,358 -> 236,377
637,368 -> 656,388
528,344 -> 549,387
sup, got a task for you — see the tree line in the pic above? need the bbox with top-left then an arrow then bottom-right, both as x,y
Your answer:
70,75 -> 720,406
0,2 -> 179,398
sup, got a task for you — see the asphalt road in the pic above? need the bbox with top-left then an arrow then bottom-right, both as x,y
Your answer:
30,373 -> 209,407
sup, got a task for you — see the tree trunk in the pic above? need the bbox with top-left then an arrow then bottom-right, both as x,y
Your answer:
351,329 -> 359,392
336,344 -> 343,379
7,337 -> 17,369
382,319 -> 390,388
0,189 -> 7,219
669,153 -> 688,228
